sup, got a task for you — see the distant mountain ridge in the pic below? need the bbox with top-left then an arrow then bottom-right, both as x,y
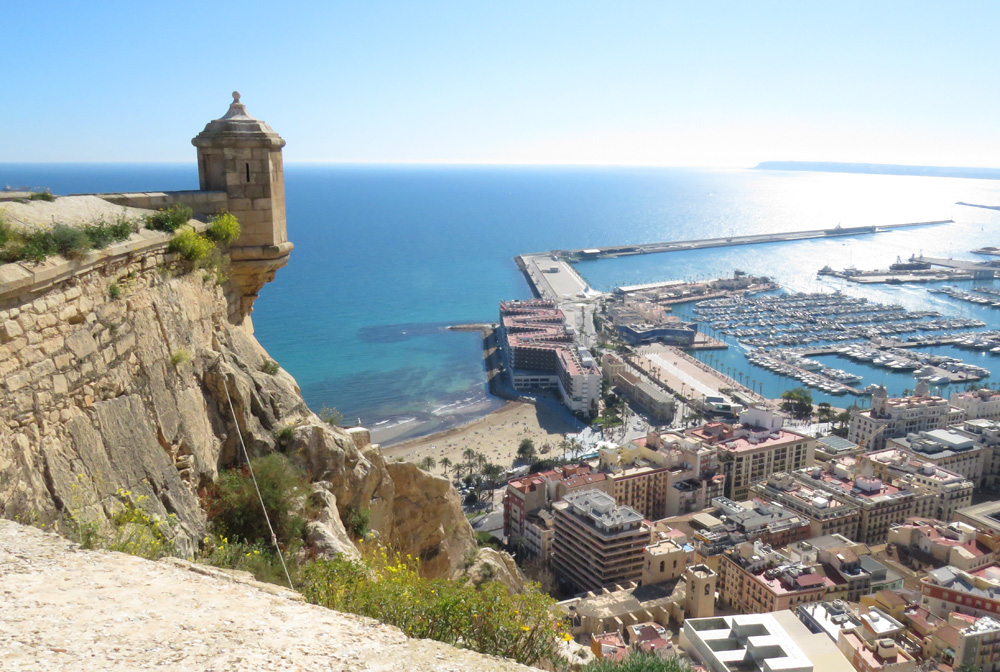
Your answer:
755,161 -> 1000,180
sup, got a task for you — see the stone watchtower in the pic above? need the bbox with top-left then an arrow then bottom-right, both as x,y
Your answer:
192,92 -> 293,326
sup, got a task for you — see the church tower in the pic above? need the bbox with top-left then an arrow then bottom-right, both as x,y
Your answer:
684,564 -> 717,619
192,92 -> 293,325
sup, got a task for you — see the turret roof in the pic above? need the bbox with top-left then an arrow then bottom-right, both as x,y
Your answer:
192,92 -> 285,148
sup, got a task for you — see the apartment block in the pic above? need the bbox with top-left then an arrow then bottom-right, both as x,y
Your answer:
791,463 -> 935,545
862,449 -> 973,522
712,496 -> 813,549
717,540 -> 829,614
497,299 -> 601,416
599,430 -> 725,519
689,408 -> 815,501
950,388 -> 1000,421
954,615 -> 1000,672
848,386 -> 965,452
888,518 -> 999,573
958,418 -> 1000,489
551,489 -> 649,593
887,428 -> 987,487
503,464 -> 610,547
921,564 -> 1000,619
752,473 -> 861,540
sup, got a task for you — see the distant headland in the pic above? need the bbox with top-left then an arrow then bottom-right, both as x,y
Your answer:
754,160 -> 1000,180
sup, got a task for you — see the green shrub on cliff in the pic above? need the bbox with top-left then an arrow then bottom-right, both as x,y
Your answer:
51,225 -> 92,260
83,215 -> 140,249
0,214 -> 139,265
168,226 -> 215,262
582,652 -> 690,672
204,454 -> 310,548
145,204 -> 193,233
300,546 -> 568,666
206,211 -> 241,244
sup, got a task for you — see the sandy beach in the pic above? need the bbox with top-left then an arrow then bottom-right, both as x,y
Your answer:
381,401 -> 580,479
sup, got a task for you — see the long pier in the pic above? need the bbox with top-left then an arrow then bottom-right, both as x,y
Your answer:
546,220 -> 952,260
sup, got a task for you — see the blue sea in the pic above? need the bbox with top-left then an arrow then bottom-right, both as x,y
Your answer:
5,163 -> 1000,442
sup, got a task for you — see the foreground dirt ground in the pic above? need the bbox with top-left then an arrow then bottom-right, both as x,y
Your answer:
0,521 -> 531,671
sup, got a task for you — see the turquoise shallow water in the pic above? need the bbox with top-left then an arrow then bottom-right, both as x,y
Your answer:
5,163 -> 1000,439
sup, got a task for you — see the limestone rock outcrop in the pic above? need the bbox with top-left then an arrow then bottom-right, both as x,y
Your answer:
385,461 -> 478,578
465,547 -> 529,594
0,249 -> 484,578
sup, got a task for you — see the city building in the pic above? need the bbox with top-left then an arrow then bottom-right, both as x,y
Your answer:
816,436 -> 861,462
681,613 -> 855,672
497,299 -> 601,416
950,388 -> 1000,421
753,473 -> 861,540
602,353 -> 676,423
551,490 -> 649,593
836,607 -> 919,672
957,418 -> 1000,490
921,564 -> 1000,619
848,385 -> 966,452
712,497 -> 813,549
886,428 -> 987,487
789,462 -> 935,545
797,600 -> 863,642
625,622 -> 675,659
888,518 -> 999,573
953,615 -> 1000,672
782,534 -> 902,598
521,509 -> 555,563
606,298 -> 698,346
690,408 -> 816,501
862,449 -> 974,521
590,631 -> 629,663
717,540 -> 829,614
598,431 -> 725,519
559,564 -> 717,639
955,500 -> 1000,535
503,464 -> 610,548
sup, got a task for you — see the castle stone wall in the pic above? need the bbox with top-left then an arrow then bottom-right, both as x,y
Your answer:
92,190 -> 228,215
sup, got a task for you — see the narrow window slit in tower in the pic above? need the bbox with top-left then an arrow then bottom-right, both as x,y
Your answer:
246,163 -> 250,182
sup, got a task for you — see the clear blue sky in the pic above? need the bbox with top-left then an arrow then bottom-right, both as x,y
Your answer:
4,1 -> 999,167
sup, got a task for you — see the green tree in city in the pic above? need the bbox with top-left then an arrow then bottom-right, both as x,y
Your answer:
780,387 -> 813,420
517,438 -> 536,463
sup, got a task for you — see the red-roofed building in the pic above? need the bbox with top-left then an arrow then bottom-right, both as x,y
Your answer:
503,464 -> 611,553
498,300 -> 601,416
591,631 -> 629,662
718,540 -> 828,614
888,518 -> 1000,573
691,408 -> 816,501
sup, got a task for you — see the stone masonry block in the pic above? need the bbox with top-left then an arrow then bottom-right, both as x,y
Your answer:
6,371 -> 29,392
65,330 -> 98,359
251,198 -> 272,210
2,320 -> 23,342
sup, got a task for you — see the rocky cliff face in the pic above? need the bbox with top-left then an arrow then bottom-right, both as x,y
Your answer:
0,242 -> 490,579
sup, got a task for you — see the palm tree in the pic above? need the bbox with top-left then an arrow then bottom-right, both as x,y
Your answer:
462,448 -> 477,468
440,457 -> 452,475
